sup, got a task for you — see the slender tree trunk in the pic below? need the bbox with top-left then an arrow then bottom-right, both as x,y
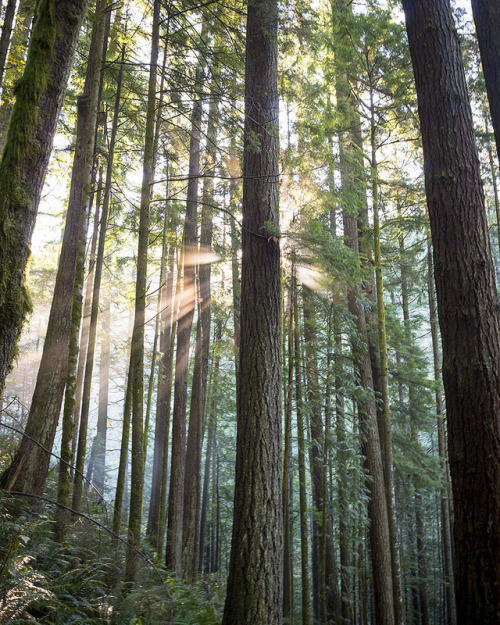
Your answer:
369,100 -> 404,625
84,32 -> 125,494
165,20 -> 206,576
182,78 -> 217,579
221,0 -> 282,620
71,165 -> 103,461
302,285 -> 339,625
293,274 -> 311,625
58,0 -> 108,517
0,0 -> 33,150
112,356 -> 132,539
147,238 -> 176,551
0,0 -> 17,89
92,285 -> 110,493
146,199 -> 173,548
124,0 -> 160,582
0,0 -> 88,398
403,1 -> 500,621
427,244 -> 457,625
340,145 -> 395,625
283,281 -> 294,624
199,317 -> 222,574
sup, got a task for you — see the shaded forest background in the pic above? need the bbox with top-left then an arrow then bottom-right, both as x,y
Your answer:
0,0 -> 499,623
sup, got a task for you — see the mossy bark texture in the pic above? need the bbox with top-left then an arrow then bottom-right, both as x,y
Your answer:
0,0 -> 88,394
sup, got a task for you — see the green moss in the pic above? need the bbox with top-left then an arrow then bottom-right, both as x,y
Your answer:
0,0 -> 56,367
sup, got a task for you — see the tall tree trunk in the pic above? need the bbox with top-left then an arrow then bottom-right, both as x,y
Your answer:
0,0 -> 103,497
71,164 -> 103,462
0,0 -> 17,89
293,274 -> 311,625
57,0 -> 108,519
471,0 -> 500,164
147,239 -> 176,551
221,0 -> 282,620
302,285 -> 340,624
0,0 -> 88,396
165,20 -> 206,576
199,316 -> 222,574
182,76 -> 217,579
282,280 -> 294,624
403,1 -> 500,621
0,0 -> 33,151
427,244 -> 457,625
124,0 -> 160,583
369,93 -> 404,625
112,356 -> 132,539
146,200 -> 173,548
339,129 -> 395,625
92,285 -> 110,493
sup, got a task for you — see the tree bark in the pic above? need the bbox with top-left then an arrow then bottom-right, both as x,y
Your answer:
471,0 -> 500,164
0,0 -> 33,153
165,19 -> 206,576
0,0 -> 88,395
182,76 -> 217,579
124,0 -> 160,583
221,0 -> 282,620
403,1 -> 500,621
427,244 -> 457,625
293,273 -> 311,625
0,0 -> 17,89
302,285 -> 340,625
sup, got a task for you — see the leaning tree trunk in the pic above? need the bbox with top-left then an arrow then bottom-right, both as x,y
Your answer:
471,0 -> 500,164
0,0 -> 88,396
403,1 -> 500,622
221,0 -> 282,620
0,0 -> 17,89
0,0 -> 33,153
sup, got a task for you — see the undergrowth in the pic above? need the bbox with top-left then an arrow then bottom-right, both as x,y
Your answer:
0,495 -> 225,624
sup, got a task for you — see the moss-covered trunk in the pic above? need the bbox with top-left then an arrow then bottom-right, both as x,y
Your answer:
0,0 -> 88,395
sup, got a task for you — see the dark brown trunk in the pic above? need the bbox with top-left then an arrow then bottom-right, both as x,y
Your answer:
221,0 -> 282,620
403,1 -> 500,621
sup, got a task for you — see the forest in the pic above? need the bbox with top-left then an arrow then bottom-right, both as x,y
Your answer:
0,0 -> 499,623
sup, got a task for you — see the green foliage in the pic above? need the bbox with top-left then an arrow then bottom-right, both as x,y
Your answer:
0,496 -> 113,624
